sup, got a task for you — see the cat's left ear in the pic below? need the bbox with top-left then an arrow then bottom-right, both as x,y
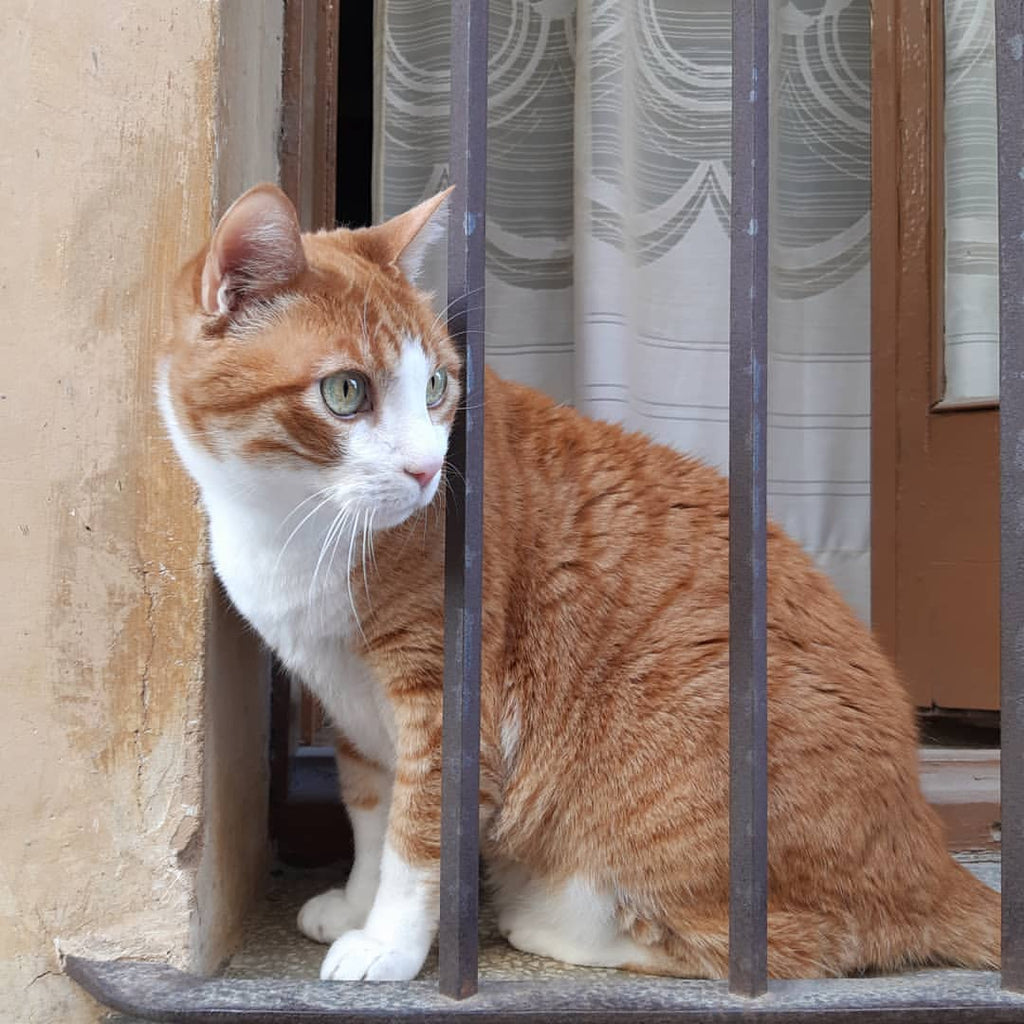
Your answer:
353,186 -> 454,282
200,184 -> 308,315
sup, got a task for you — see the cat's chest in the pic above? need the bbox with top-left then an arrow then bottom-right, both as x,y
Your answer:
208,507 -> 396,769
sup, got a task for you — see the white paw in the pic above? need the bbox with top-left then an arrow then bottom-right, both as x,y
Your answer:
298,888 -> 370,944
320,929 -> 427,981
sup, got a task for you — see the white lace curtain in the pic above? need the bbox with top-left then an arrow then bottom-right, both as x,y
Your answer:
374,0 -> 872,620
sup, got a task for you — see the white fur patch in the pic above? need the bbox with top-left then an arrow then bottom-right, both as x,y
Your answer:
298,790 -> 391,943
298,888 -> 370,945
320,842 -> 437,981
500,703 -> 521,769
493,868 -> 660,970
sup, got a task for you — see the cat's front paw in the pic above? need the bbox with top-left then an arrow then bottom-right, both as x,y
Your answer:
320,929 -> 427,981
298,888 -> 370,944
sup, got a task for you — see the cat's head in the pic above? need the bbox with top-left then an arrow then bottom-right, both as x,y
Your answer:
158,184 -> 461,532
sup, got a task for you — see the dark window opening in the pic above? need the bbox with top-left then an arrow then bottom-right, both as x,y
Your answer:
336,0 -> 373,229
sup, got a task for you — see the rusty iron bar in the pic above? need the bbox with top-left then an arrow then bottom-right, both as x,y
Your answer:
996,0 -> 1024,995
439,0 -> 488,1001
728,0 -> 770,999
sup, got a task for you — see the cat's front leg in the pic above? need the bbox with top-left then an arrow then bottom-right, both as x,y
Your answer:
319,840 -> 438,981
298,738 -> 391,943
319,698 -> 441,982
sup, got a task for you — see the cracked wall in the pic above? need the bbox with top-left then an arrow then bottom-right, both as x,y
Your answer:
0,2 -> 281,1019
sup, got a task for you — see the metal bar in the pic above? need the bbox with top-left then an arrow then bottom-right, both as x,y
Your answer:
996,0 -> 1024,994
439,0 -> 488,1001
728,0 -> 770,999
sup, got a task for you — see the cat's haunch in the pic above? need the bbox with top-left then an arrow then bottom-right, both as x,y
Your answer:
157,183 -> 999,982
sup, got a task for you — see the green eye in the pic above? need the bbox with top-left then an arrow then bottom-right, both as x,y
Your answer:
426,367 -> 448,408
321,373 -> 368,417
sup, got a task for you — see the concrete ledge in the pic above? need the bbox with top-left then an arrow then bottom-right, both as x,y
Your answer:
66,957 -> 1024,1023
920,749 -> 1001,851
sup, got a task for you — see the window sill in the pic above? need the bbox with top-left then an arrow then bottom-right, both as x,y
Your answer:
65,955 -> 1024,1023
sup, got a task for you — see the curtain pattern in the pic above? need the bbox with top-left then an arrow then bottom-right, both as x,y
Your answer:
375,0 -> 872,620
943,0 -> 999,403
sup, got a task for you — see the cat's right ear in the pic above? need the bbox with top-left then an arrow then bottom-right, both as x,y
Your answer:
200,185 -> 307,315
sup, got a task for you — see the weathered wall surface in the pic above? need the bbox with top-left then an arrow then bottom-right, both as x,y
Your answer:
0,2 -> 279,1018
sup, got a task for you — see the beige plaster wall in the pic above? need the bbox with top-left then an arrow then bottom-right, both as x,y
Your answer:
0,2 -> 281,1018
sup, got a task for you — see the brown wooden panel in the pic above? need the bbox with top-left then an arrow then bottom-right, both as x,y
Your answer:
871,0 -> 1000,711
281,0 -> 312,224
870,0 -> 900,662
313,0 -> 339,230
899,408 -> 1000,710
281,0 -> 338,232
906,556 -> 1000,710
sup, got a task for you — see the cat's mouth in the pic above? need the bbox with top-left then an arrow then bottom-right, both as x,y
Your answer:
365,474 -> 441,531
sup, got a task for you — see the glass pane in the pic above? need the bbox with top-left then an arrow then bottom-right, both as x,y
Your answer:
943,0 -> 1000,403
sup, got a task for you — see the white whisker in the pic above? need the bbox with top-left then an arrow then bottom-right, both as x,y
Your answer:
273,492 -> 336,575
344,517 -> 366,643
276,485 -> 336,534
367,509 -> 378,574
359,281 -> 373,358
428,286 -> 484,335
360,509 -> 372,604
325,501 -> 353,588
308,503 -> 350,606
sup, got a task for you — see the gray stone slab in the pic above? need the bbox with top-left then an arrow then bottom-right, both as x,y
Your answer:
78,853 -> 1016,1021
68,956 -> 1024,1023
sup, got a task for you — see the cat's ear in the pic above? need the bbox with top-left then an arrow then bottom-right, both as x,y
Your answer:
353,187 -> 454,282
200,184 -> 307,315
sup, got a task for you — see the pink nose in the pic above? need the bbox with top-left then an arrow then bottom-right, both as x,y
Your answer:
406,459 -> 442,489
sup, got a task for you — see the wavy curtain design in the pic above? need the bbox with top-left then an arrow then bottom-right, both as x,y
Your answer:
375,0 -> 872,619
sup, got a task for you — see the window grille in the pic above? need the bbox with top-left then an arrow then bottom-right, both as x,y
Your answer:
66,0 -> 1024,1018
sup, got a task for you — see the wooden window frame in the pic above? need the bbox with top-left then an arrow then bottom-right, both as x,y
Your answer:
871,0 -> 1001,712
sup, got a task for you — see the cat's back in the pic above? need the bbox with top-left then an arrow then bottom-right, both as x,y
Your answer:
481,368 -> 732,552
478,368 -> 910,739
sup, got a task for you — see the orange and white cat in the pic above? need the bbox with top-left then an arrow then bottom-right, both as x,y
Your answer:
158,183 -> 1000,982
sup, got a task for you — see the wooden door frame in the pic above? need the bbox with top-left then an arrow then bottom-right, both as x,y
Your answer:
871,0 -> 1001,713
871,0 -> 937,665
281,0 -> 339,232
